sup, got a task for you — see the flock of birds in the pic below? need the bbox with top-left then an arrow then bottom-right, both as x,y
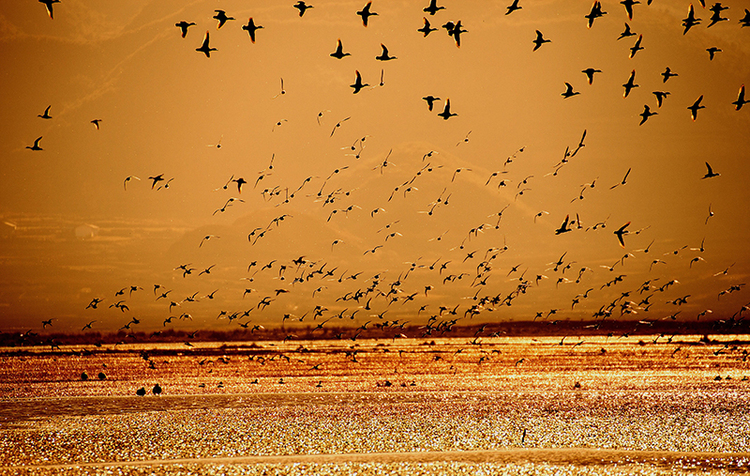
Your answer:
24,0 -> 750,345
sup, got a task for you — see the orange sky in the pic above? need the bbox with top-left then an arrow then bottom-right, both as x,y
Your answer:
1,0 -> 749,334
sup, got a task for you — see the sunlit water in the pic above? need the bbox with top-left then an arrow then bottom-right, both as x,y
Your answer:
1,335 -> 749,475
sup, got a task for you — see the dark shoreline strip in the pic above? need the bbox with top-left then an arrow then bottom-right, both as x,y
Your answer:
6,448 -> 750,470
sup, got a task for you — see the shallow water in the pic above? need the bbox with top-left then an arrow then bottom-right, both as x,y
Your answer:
1,335 -> 749,475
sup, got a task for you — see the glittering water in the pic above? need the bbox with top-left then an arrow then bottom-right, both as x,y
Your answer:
1,335 -> 749,475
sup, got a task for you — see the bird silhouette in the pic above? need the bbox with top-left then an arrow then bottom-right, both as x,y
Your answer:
175,21 -> 196,38
532,30 -> 550,51
702,162 -> 720,179
376,44 -> 396,61
38,105 -> 52,119
639,105 -> 657,125
652,91 -> 670,108
610,167 -> 631,189
357,2 -> 378,27
418,17 -> 437,36
123,175 -> 140,190
91,119 -> 102,130
26,136 -> 43,151
682,4 -> 701,34
707,4 -> 729,28
242,18 -> 263,43
661,67 -> 678,83
506,0 -> 522,15
629,34 -> 643,58
330,39 -> 350,59
350,70 -> 369,93
614,222 -> 630,247
152,383 -> 162,395
294,1 -> 313,17
148,174 -> 165,189
423,0 -> 445,16
706,47 -> 721,61
618,22 -> 636,40
196,31 -> 216,57
585,1 -> 607,29
213,10 -> 234,29
423,96 -> 440,111
688,95 -> 705,121
733,85 -> 748,111
621,0 -> 639,20
622,70 -> 638,98
582,68 -> 601,85
555,215 -> 572,235
561,82 -> 580,99
438,99 -> 457,119
39,0 -> 59,19
741,9 -> 750,27
450,20 -> 467,47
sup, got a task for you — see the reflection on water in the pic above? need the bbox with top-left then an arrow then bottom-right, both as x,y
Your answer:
1,336 -> 749,474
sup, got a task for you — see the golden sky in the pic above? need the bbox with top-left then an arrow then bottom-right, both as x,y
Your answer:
1,0 -> 749,333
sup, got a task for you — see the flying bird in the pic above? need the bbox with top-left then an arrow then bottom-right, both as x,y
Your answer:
350,70 -> 369,93
418,17 -> 438,36
242,18 -> 263,42
423,0 -> 445,16
213,10 -> 234,29
610,167 -> 631,189
639,105 -> 657,125
39,0 -> 59,19
661,67 -> 678,83
196,31 -> 216,57
621,0 -> 639,20
294,1 -> 314,17
555,215 -> 572,235
561,83 -> 580,99
622,70 -> 638,98
123,175 -> 140,190
707,6 -> 729,28
702,162 -> 720,179
532,30 -> 550,51
614,222 -> 631,247
687,95 -> 705,121
357,2 -> 378,27
450,20 -> 467,47
733,85 -> 748,111
375,44 -> 397,61
585,1 -> 607,29
652,91 -> 670,108
330,39 -> 350,59
148,174 -> 165,189
26,136 -> 43,151
629,34 -> 643,58
423,96 -> 440,111
91,119 -> 102,130
582,68 -> 601,85
618,22 -> 636,40
706,47 -> 721,60
330,116 -> 351,137
175,21 -> 196,38
438,99 -> 457,119
741,9 -> 750,27
38,105 -> 52,119
682,4 -> 701,34
506,0 -> 522,15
